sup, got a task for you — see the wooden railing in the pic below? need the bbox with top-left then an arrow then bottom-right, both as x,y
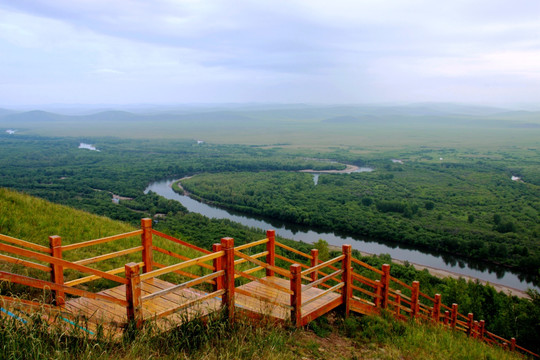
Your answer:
0,218 -> 213,325
0,221 -> 538,358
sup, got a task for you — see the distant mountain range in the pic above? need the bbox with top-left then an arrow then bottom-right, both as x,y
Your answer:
1,103 -> 538,136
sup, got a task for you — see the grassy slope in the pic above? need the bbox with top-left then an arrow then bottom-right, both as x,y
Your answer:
0,188 -> 524,359
0,187 -> 135,245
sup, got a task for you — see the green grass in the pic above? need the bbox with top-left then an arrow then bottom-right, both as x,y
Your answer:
339,312 -> 522,360
0,308 -> 525,360
0,187 -> 135,245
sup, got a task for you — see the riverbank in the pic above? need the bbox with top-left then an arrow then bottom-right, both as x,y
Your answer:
159,179 -> 533,297
299,164 -> 362,174
327,244 -> 528,298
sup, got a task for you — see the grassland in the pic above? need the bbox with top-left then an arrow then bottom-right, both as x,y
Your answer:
2,104 -> 539,150
0,301 -> 524,360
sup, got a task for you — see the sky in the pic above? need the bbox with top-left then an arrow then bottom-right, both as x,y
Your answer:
0,0 -> 539,107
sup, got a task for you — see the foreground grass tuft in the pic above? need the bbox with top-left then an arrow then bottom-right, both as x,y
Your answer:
0,308 -> 525,360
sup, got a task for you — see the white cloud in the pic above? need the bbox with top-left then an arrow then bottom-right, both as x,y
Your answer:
0,0 -> 539,105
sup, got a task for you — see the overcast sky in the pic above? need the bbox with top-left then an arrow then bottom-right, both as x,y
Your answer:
1,0 -> 539,107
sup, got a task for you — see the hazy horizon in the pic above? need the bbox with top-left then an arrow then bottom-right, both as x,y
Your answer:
3,101 -> 540,114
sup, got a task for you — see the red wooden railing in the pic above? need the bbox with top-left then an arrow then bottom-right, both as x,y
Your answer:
0,220 -> 538,358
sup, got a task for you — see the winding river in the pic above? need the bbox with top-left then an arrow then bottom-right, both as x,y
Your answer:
145,179 -> 538,292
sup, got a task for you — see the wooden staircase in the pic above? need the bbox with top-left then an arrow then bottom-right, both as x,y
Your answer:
0,218 -> 537,358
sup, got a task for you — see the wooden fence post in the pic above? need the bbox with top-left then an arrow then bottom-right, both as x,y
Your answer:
380,264 -> 390,309
395,290 -> 402,319
49,235 -> 64,306
290,264 -> 302,327
479,320 -> 485,341
125,262 -> 142,328
510,338 -> 516,352
266,230 -> 275,277
451,303 -> 458,329
213,243 -> 223,291
411,281 -> 420,318
141,218 -> 153,273
467,313 -> 474,336
310,249 -> 319,284
432,294 -> 441,323
444,310 -> 450,325
375,280 -> 381,308
221,237 -> 235,322
342,245 -> 352,317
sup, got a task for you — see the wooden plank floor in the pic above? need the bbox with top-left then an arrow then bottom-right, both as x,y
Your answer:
235,276 -> 342,321
4,276 -> 344,336
64,277 -> 221,334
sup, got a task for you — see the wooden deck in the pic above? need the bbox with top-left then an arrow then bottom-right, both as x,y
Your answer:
65,277 -> 221,333
61,276 -> 342,333
235,276 -> 342,325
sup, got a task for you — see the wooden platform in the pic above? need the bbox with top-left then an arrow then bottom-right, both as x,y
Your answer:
57,276 -> 342,334
65,277 -> 221,334
235,276 -> 342,324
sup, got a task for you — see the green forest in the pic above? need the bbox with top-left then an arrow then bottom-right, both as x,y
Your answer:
179,157 -> 540,275
0,132 -> 538,281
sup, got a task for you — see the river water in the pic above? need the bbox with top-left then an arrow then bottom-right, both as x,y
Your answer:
145,179 -> 538,292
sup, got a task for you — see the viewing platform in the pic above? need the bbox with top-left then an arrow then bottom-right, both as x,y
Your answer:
0,219 -> 537,358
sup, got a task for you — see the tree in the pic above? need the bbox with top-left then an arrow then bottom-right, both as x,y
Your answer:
313,239 -> 330,261
361,197 -> 373,206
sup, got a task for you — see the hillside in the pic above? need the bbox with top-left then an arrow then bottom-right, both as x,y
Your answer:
0,187 -> 135,245
0,188 -> 529,359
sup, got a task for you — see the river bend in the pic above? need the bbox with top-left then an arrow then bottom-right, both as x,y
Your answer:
145,179 -> 537,292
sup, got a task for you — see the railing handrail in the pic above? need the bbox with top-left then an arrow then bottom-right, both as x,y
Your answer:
142,270 -> 224,302
0,234 -> 51,253
234,238 -> 268,251
301,254 -> 345,277
152,245 -> 215,270
140,251 -> 223,281
0,271 -> 128,307
61,230 -> 143,251
0,253 -> 51,272
233,250 -> 292,279
0,241 -> 128,284
64,262 -> 144,287
74,246 -> 143,266
352,257 -> 383,275
275,241 -> 313,260
234,250 -> 268,266
151,229 -> 210,254
389,275 -> 413,290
